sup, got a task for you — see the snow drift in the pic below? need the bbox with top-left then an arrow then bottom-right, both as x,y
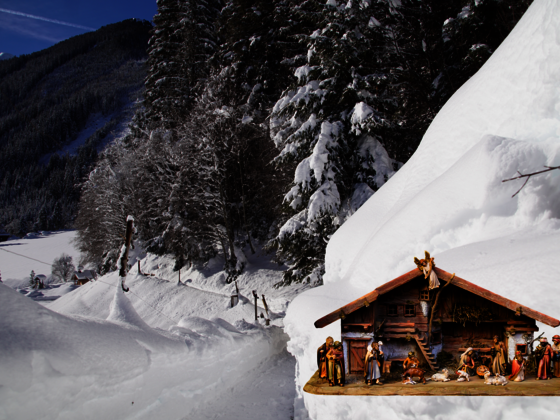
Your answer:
0,274 -> 295,420
285,0 -> 560,418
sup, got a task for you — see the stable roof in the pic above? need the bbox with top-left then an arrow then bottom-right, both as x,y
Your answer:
314,267 -> 560,329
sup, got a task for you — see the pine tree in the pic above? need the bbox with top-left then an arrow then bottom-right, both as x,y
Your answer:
74,143 -> 136,272
137,0 -> 221,137
269,0 -> 398,285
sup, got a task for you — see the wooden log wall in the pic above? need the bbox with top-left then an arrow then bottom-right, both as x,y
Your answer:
374,277 -> 429,325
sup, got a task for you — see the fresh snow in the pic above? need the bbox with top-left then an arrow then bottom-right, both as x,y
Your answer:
3,1 -> 559,419
0,231 -> 81,288
285,0 -> 560,418
0,234 -> 305,420
38,94 -> 138,165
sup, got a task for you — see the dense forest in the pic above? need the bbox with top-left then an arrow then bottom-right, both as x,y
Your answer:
3,0 -> 531,285
0,19 -> 151,235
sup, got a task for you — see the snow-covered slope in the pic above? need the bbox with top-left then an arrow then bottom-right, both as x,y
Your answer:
0,277 -> 296,420
285,0 -> 560,418
0,234 -> 302,419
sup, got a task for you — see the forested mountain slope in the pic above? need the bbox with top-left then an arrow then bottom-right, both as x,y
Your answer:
0,19 -> 151,236
75,0 -> 531,282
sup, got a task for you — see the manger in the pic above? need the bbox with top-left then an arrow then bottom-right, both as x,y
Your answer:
307,253 -> 560,396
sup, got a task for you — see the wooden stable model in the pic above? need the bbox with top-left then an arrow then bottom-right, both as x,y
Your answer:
314,261 -> 559,380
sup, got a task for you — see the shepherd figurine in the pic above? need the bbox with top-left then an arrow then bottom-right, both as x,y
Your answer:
317,337 -> 334,381
414,251 -> 440,290
364,343 -> 383,385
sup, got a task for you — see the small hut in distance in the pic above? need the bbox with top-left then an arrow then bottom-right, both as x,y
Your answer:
72,270 -> 97,286
314,261 -> 559,375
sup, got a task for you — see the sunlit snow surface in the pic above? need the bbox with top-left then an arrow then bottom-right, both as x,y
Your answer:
0,237 -> 302,420
0,231 -> 81,287
285,0 -> 560,418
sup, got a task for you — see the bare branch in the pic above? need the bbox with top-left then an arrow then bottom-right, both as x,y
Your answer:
502,166 -> 560,197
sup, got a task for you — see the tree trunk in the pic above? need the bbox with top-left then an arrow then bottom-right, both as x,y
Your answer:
119,217 -> 134,292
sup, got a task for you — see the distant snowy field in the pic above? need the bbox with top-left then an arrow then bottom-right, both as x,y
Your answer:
286,0 -> 560,418
0,231 -> 81,288
0,232 -> 304,420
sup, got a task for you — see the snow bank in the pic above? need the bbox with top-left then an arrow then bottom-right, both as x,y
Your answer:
50,248 -> 304,331
285,0 -> 560,418
0,280 -> 295,420
0,247 -> 302,419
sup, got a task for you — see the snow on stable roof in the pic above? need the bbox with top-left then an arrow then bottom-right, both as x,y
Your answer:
314,266 -> 560,328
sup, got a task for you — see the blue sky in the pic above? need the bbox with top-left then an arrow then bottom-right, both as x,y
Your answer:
0,0 -> 158,56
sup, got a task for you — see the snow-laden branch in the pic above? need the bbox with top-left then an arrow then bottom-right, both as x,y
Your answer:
502,165 -> 560,197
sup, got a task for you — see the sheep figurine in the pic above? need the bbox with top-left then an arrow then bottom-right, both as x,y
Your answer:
430,368 -> 450,382
484,371 -> 508,386
456,370 -> 470,382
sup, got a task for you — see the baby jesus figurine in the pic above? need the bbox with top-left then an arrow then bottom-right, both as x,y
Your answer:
414,251 -> 440,290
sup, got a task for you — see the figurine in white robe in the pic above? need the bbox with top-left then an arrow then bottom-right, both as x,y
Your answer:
423,256 -> 440,290
415,251 -> 440,290
364,344 -> 382,385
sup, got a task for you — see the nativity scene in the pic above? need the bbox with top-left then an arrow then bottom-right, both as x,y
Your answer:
304,252 -> 560,396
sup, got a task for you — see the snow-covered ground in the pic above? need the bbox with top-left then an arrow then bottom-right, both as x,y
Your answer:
4,1 -> 560,418
0,233 -> 306,420
0,230 -> 82,288
285,0 -> 560,418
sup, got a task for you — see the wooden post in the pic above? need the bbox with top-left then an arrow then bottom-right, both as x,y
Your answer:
230,281 -> 239,308
252,290 -> 258,321
118,216 -> 134,292
262,294 -> 270,326
138,260 -> 141,275
427,274 -> 454,347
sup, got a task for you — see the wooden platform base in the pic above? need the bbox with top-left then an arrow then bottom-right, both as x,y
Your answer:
304,371 -> 560,396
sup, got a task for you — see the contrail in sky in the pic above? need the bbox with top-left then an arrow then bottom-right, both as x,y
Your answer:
0,7 -> 95,31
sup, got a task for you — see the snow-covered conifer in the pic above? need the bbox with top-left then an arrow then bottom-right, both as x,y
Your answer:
270,0 -> 398,285
138,0 -> 221,137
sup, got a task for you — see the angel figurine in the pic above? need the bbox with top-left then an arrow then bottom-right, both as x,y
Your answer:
414,251 -> 440,290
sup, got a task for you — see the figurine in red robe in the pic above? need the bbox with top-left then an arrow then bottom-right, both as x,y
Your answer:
551,335 -> 560,378
403,351 -> 420,370
535,337 -> 553,380
509,351 -> 525,382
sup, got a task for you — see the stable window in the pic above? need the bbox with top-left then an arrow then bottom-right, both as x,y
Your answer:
516,344 -> 528,355
405,304 -> 415,317
419,288 -> 429,301
387,305 -> 398,316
